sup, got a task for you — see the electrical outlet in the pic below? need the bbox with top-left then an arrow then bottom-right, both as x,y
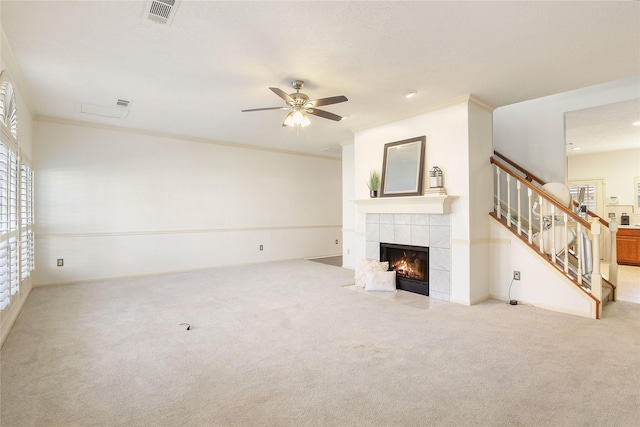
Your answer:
57,259 -> 64,267
513,271 -> 521,280
259,245 -> 263,251
335,239 -> 339,244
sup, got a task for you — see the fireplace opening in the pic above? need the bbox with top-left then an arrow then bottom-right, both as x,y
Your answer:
380,243 -> 429,296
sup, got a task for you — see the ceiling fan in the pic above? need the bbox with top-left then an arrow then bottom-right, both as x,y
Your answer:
241,80 -> 348,127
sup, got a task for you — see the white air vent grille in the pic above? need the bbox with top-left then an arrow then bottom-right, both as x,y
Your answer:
116,99 -> 130,107
77,103 -> 129,120
146,0 -> 180,25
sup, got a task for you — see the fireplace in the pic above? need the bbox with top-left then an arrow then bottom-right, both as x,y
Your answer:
380,243 -> 429,296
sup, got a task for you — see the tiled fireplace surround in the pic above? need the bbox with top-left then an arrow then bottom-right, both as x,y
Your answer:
365,213 -> 451,301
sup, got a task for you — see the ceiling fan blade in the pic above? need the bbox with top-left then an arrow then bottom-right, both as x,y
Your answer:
241,107 -> 287,112
307,108 -> 343,121
269,87 -> 295,104
307,95 -> 348,108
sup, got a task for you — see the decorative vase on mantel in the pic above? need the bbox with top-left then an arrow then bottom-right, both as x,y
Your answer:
370,190 -> 378,198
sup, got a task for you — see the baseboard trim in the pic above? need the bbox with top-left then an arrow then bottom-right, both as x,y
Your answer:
33,257 -> 335,288
489,293 -> 593,319
1,286 -> 32,348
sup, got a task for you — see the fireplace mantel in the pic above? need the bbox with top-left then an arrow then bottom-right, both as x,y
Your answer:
354,195 -> 457,214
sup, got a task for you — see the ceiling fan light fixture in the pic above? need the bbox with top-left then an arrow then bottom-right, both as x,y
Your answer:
245,80 -> 346,128
284,110 -> 311,127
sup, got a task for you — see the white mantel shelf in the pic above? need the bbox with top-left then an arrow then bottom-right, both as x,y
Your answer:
353,195 -> 457,214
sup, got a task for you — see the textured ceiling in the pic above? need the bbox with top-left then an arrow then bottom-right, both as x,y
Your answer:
2,0 -> 639,157
565,99 -> 640,156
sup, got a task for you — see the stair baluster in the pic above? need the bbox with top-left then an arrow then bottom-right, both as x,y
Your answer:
490,153 -> 618,319
591,220 -> 603,318
527,187 -> 533,244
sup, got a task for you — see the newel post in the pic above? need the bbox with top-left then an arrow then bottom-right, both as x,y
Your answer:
608,218 -> 618,300
590,219 -> 603,318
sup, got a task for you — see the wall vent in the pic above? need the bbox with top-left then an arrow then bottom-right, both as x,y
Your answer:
145,0 -> 180,25
116,99 -> 130,108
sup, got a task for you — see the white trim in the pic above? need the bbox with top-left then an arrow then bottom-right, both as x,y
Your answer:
489,294 -> 595,319
451,237 -> 495,245
35,116 -> 342,161
351,94 -> 495,132
354,195 -> 457,214
32,257 -> 316,288
0,283 -> 31,347
36,224 -> 342,239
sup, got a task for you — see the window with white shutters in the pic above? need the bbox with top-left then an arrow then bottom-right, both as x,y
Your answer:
569,185 -> 596,213
20,163 -> 34,280
0,75 -> 18,139
0,240 -> 8,311
0,73 -> 33,312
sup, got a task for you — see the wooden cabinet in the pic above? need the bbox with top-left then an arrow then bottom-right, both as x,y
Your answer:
617,228 -> 640,266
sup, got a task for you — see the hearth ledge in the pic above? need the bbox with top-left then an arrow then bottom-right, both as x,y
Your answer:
354,195 -> 457,214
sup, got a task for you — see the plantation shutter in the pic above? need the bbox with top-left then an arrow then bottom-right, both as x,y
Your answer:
20,163 -> 34,280
0,239 -> 9,310
0,144 -> 9,234
0,146 -> 19,307
9,236 -> 18,296
9,151 -> 18,232
0,78 -> 18,138
0,74 -> 30,312
569,185 -> 595,213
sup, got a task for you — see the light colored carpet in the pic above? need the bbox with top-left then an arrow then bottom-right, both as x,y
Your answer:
307,255 -> 343,267
2,259 -> 639,426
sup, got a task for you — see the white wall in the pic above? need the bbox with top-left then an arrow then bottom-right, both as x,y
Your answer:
569,148 -> 640,224
494,76 -> 640,184
489,218 -> 594,318
350,96 -> 493,305
34,120 -> 343,285
341,143 -> 356,269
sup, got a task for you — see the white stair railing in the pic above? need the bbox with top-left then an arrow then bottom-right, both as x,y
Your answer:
491,155 -> 617,318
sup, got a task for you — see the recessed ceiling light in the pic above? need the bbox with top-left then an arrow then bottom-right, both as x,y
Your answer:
571,146 -> 582,151
403,90 -> 417,99
633,121 -> 640,126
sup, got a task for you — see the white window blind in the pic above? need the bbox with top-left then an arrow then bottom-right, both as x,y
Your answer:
570,185 -> 596,213
0,145 -> 21,310
9,236 -> 18,296
20,163 -> 34,280
0,76 -> 18,139
0,74 -> 32,312
0,144 -> 9,234
0,240 -> 9,311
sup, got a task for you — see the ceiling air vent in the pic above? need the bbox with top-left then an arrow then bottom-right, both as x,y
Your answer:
77,99 -> 131,120
145,0 -> 180,25
77,103 -> 129,120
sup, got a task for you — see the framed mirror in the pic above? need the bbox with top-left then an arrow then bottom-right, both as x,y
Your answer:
380,136 -> 426,197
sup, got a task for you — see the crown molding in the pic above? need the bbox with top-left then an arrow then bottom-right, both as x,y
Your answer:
350,94 -> 495,134
34,115 -> 342,161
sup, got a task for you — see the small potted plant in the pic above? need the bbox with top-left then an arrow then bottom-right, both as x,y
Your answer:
367,170 -> 380,198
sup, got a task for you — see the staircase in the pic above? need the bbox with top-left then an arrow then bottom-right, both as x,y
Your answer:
490,152 -> 619,319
